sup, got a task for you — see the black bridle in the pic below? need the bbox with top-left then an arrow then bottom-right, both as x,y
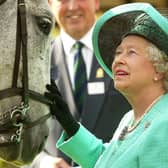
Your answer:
0,0 -> 51,146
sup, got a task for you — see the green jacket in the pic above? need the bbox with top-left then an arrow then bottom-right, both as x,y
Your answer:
57,94 -> 168,168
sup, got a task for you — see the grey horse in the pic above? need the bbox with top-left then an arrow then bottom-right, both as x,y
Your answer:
0,0 -> 54,167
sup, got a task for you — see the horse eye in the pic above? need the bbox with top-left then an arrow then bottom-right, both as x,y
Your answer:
36,16 -> 53,35
0,0 -> 6,5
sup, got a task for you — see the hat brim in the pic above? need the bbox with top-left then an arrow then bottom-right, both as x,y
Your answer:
92,3 -> 168,78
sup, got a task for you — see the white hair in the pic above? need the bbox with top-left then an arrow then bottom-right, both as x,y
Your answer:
147,43 -> 168,91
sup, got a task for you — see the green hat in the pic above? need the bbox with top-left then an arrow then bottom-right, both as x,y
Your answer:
92,3 -> 168,78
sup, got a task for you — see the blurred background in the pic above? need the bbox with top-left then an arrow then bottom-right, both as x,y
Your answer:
100,0 -> 168,10
52,0 -> 168,36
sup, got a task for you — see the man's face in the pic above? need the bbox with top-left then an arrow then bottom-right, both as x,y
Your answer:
50,0 -> 99,39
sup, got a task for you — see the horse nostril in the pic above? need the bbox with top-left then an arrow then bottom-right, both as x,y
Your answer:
36,16 -> 53,35
38,135 -> 48,153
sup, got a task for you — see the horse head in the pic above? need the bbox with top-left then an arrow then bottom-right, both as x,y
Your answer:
0,0 -> 54,166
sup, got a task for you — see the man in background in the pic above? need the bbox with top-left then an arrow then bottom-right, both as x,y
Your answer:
24,0 -> 131,167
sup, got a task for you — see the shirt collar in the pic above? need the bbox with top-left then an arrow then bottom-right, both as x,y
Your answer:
60,25 -> 94,55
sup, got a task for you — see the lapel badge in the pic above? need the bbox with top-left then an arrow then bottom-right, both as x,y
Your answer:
96,68 -> 104,78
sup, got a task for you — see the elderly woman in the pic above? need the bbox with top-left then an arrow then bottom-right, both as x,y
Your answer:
45,3 -> 168,168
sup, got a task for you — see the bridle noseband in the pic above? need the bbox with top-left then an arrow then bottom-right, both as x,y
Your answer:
0,0 -> 51,146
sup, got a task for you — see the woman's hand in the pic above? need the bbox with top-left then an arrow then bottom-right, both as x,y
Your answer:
40,155 -> 71,168
45,80 -> 79,137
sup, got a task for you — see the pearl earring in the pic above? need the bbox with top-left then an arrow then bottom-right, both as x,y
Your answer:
154,77 -> 158,81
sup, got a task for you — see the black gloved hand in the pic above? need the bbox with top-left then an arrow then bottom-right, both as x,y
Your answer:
45,80 -> 79,137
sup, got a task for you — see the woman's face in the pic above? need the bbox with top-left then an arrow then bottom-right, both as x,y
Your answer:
112,35 -> 157,95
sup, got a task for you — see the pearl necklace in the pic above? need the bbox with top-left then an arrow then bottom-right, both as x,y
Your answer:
119,94 -> 164,141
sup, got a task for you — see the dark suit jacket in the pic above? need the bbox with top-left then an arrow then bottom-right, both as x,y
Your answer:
44,36 -> 131,165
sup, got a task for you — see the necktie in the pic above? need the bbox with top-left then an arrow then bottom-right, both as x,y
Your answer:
73,41 -> 87,114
